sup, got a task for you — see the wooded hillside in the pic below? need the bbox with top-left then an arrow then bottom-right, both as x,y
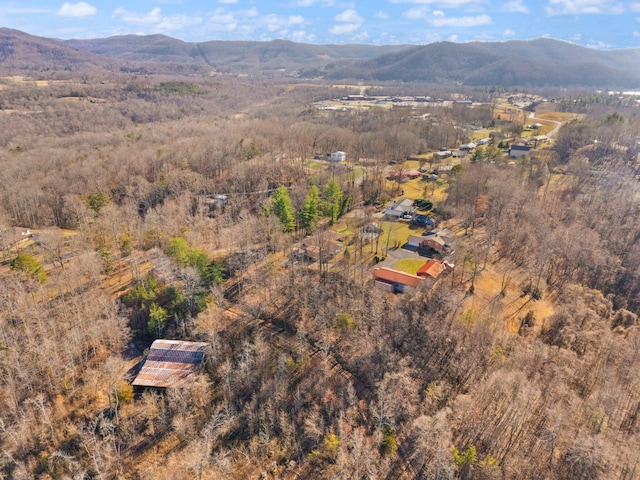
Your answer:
1,70 -> 640,479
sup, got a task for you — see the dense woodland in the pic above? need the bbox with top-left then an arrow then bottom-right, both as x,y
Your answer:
1,69 -> 640,480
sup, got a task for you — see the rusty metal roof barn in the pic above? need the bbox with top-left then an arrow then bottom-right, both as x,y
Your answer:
132,339 -> 208,389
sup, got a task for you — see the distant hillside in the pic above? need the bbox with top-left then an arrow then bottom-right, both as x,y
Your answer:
65,36 -> 409,74
4,28 -> 640,87
0,28 -> 117,71
309,38 -> 640,88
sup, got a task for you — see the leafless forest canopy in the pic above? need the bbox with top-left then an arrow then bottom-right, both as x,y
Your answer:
1,70 -> 640,479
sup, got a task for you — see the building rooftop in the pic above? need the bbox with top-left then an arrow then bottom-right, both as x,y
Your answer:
132,339 -> 209,389
417,260 -> 445,279
372,267 -> 422,288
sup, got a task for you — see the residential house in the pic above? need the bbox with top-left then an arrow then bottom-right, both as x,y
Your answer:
302,230 -> 346,263
407,234 -> 426,248
422,228 -> 456,254
417,259 -> 445,279
434,150 -> 452,160
388,169 -> 421,181
460,142 -> 477,151
132,339 -> 209,389
383,198 -> 416,220
372,267 -> 422,293
0,227 -> 33,259
423,234 -> 446,253
509,144 -> 532,158
330,151 -> 346,162
358,157 -> 378,166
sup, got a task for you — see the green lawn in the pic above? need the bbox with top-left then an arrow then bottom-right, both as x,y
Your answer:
379,220 -> 423,251
393,258 -> 426,275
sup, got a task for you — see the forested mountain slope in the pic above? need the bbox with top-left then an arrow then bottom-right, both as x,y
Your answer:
0,28 -> 118,71
307,38 -> 640,87
1,72 -> 640,479
3,28 -> 640,87
65,35 -> 409,74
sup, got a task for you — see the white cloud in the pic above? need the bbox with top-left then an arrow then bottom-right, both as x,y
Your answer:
205,8 -> 241,32
219,0 -> 238,3
503,28 -> 516,36
295,0 -> 336,5
631,3 -> 640,12
449,34 -> 459,41
330,23 -> 361,34
433,9 -> 445,16
502,0 -> 530,13
586,39 -> 611,48
261,13 -> 306,31
403,6 -> 430,19
335,9 -> 363,23
238,7 -> 259,18
113,7 -> 159,24
201,8 -> 311,37
634,30 -> 640,37
112,7 -> 202,31
330,8 -> 364,36
545,0 -> 625,15
291,30 -> 317,42
57,2 -> 97,17
375,11 -> 390,19
390,0 -> 487,7
352,31 -> 370,42
0,7 -> 50,14
429,13 -> 492,27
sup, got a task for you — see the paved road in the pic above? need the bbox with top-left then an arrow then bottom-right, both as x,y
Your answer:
529,111 -> 564,138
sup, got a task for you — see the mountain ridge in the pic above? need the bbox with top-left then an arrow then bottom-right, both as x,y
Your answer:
2,28 -> 640,87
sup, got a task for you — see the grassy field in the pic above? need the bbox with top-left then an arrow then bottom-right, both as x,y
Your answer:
459,257 -> 555,334
536,111 -> 579,122
379,220 -> 423,251
387,160 -> 449,204
393,258 -> 425,274
471,128 -> 492,139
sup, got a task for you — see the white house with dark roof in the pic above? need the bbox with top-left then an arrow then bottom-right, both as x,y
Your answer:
509,144 -> 532,158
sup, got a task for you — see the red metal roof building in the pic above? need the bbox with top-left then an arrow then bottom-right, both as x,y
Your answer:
372,267 -> 422,293
132,339 -> 209,389
417,259 -> 445,279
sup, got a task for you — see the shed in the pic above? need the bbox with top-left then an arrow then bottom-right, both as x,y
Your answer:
132,339 -> 209,389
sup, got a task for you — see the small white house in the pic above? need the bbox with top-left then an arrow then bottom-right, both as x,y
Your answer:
509,144 -> 532,158
330,151 -> 346,162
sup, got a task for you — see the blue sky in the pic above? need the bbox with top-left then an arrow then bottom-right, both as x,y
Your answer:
1,0 -> 640,49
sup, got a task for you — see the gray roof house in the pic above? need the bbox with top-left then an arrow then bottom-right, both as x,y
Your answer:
383,198 -> 415,220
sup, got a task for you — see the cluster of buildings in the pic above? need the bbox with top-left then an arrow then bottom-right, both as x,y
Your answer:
372,258 -> 453,294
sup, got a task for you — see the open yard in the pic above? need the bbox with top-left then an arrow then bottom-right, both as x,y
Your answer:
458,256 -> 555,334
535,111 -> 580,122
392,257 -> 425,274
